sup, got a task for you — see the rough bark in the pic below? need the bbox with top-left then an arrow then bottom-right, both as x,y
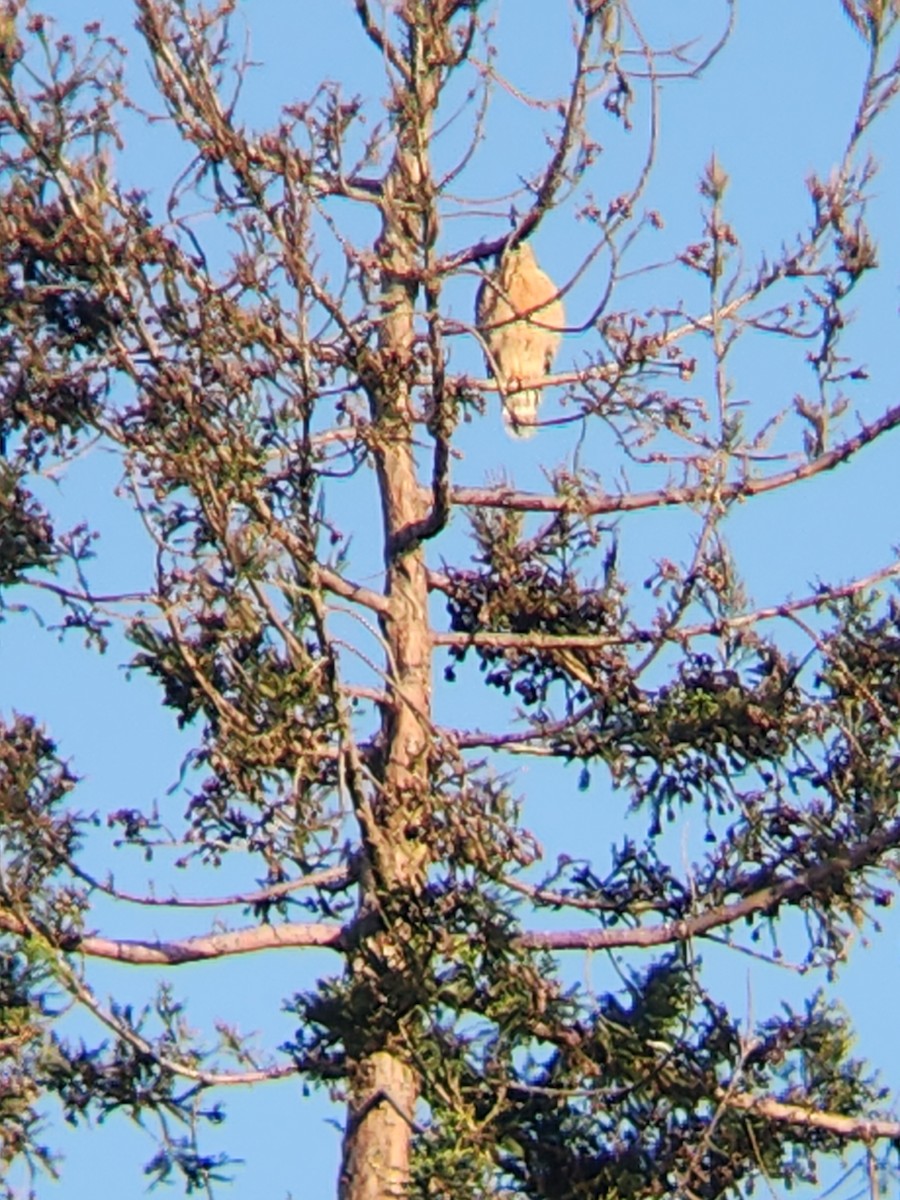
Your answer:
338,9 -> 441,1197
341,1051 -> 421,1200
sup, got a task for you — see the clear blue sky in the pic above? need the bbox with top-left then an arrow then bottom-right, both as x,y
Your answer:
4,3 -> 900,1197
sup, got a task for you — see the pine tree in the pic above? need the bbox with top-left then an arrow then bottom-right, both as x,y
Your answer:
3,3 -> 900,1197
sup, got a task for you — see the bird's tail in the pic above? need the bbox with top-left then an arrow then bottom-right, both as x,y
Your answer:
502,389 -> 540,439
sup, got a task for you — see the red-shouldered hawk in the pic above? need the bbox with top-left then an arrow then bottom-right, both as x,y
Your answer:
475,242 -> 565,438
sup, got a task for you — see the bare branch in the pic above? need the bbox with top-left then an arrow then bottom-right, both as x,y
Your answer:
516,816 -> 900,951
71,863 -> 354,910
722,1091 -> 900,1141
452,403 -> 900,514
0,911 -> 349,963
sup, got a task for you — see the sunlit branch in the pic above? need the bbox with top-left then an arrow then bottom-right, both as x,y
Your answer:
6,902 -> 297,1087
451,402 -> 900,514
516,815 -> 900,951
0,910 -> 348,962
721,1091 -> 900,1141
434,629 -> 639,652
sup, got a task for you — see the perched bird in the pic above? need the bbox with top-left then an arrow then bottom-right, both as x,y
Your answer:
475,241 -> 565,438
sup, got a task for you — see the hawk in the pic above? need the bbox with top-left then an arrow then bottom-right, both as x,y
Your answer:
475,241 -> 565,438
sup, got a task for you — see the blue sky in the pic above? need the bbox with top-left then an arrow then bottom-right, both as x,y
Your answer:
3,2 -> 900,1197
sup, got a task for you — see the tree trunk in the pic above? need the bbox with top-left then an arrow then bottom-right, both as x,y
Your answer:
338,373 -> 432,1198
338,11 -> 440,1194
340,1051 -> 421,1200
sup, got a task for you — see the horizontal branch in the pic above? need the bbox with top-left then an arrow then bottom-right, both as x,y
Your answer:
0,910 -> 347,964
447,712 -> 588,751
5,897 -> 303,1087
461,362 -> 616,397
6,819 -> 898,968
722,1091 -> 900,1141
434,629 -> 641,651
452,402 -> 900,515
432,560 -> 900,656
72,863 -> 354,910
80,922 -> 347,964
516,816 -> 900,951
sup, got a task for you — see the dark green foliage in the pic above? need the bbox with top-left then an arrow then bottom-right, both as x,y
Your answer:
0,465 -> 55,584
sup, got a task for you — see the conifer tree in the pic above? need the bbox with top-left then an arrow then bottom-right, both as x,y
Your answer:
3,3 -> 900,1197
